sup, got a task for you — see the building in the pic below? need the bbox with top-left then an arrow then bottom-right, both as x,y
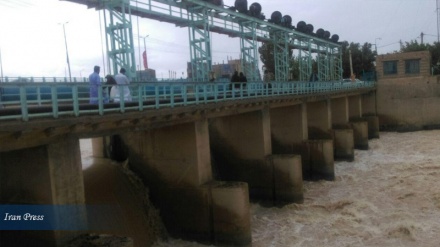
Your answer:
187,59 -> 244,80
135,68 -> 156,82
375,50 -> 431,79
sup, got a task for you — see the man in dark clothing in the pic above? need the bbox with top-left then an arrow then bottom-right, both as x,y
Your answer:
239,72 -> 247,82
231,71 -> 240,89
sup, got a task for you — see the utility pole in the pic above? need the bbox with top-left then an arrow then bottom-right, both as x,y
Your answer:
0,47 -> 3,79
437,0 -> 440,42
59,22 -> 72,82
421,32 -> 424,44
349,49 -> 353,76
374,37 -> 381,54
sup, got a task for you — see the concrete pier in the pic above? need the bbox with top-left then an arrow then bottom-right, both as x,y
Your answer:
302,139 -> 335,180
270,104 -> 307,155
362,92 -> 380,139
0,137 -> 86,246
350,121 -> 369,150
209,181 -> 251,245
305,101 -> 335,180
331,97 -> 355,161
120,119 -> 251,246
209,108 -> 274,201
267,154 -> 303,205
332,128 -> 354,161
349,95 -> 369,149
364,115 -> 380,139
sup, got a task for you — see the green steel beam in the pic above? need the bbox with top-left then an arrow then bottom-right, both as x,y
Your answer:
273,31 -> 290,82
188,6 -> 211,82
298,39 -> 312,81
103,0 -> 136,78
239,21 -> 260,81
317,44 -> 330,81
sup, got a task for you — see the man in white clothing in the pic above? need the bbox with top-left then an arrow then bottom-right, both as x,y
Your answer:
113,68 -> 132,102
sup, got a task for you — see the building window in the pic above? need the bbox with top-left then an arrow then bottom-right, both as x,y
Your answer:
383,61 -> 397,75
405,59 -> 420,74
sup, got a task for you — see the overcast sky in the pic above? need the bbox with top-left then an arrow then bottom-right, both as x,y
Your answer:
0,0 -> 438,78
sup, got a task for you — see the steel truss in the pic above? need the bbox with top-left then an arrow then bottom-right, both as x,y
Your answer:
317,44 -> 330,81
239,21 -> 260,81
273,31 -> 290,82
103,0 -> 136,78
70,0 -> 343,82
298,39 -> 312,81
188,6 -> 212,82
331,47 -> 343,80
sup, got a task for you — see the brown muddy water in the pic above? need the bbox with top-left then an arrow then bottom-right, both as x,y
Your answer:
81,130 -> 440,247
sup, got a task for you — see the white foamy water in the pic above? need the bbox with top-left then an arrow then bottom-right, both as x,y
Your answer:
152,130 -> 440,247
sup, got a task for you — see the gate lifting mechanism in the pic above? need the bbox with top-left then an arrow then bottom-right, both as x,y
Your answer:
76,0 -> 342,82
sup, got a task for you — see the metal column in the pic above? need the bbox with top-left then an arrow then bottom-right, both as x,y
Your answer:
298,39 -> 312,82
239,21 -> 260,81
317,44 -> 330,81
188,6 -> 212,82
273,31 -> 290,82
103,0 -> 136,79
331,47 -> 343,80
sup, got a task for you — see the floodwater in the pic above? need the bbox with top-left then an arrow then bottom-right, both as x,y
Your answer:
81,130 -> 440,247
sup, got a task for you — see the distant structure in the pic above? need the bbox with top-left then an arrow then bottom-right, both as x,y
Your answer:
136,68 -> 156,82
187,58 -> 257,81
376,51 -> 431,79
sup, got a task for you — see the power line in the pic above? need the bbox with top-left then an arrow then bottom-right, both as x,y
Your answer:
378,41 -> 400,48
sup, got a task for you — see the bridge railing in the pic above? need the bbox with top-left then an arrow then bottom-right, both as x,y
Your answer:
0,81 -> 376,121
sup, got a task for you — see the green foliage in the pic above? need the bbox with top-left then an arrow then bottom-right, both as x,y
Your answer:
259,40 -> 377,81
258,42 -> 275,74
341,41 -> 377,79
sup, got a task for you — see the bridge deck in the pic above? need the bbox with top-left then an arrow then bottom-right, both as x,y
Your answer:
0,81 -> 375,122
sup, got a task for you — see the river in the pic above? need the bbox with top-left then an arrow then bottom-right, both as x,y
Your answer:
81,130 -> 440,247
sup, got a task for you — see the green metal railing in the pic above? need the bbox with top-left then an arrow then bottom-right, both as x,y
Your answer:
0,80 -> 376,121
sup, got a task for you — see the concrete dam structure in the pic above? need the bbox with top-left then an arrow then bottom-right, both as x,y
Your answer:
0,82 -> 379,246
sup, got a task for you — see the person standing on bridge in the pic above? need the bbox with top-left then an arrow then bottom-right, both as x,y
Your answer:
231,70 -> 240,89
113,68 -> 132,102
89,65 -> 105,104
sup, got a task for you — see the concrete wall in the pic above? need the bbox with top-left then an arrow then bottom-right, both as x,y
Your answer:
0,137 -> 86,247
377,75 -> 440,130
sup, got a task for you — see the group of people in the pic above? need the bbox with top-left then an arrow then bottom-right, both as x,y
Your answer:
88,66 -> 132,104
230,70 -> 247,89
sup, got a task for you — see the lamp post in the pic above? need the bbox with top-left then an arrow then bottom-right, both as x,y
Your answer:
0,47 -> 3,80
59,22 -> 72,82
374,37 -> 381,54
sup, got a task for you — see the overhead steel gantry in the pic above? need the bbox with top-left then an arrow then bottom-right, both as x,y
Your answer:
64,0 -> 343,82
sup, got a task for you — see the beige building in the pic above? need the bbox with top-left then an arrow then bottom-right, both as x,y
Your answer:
375,50 -> 431,80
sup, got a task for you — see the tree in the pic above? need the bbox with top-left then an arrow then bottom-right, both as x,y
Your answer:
341,41 -> 377,79
259,40 -> 377,81
258,42 -> 275,74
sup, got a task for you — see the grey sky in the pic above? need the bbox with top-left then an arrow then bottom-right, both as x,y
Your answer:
0,0 -> 438,78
